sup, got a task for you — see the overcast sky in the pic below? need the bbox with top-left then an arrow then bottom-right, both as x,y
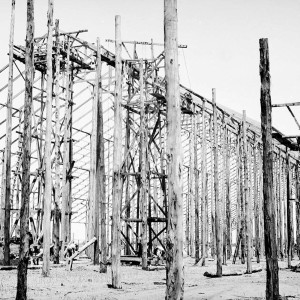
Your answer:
0,0 -> 300,135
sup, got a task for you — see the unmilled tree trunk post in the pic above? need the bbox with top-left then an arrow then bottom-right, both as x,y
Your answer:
286,149 -> 292,268
189,117 -> 195,258
243,110 -> 252,274
259,37 -> 279,300
42,0 -> 54,277
212,88 -> 222,277
253,139 -> 260,263
225,126 -> 231,260
96,38 -> 107,273
194,113 -> 200,263
60,40 -> 71,261
139,60 -> 148,270
111,15 -> 122,289
53,19 -> 61,265
16,1 -> 34,298
164,0 -> 184,298
201,101 -> 207,266
2,0 -> 16,266
240,118 -> 246,264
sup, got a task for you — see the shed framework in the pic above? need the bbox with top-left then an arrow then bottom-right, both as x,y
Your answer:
0,21 -> 299,272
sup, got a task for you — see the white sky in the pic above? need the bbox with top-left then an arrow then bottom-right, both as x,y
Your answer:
0,0 -> 300,134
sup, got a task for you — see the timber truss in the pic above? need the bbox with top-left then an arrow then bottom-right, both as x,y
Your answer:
0,25 -> 300,260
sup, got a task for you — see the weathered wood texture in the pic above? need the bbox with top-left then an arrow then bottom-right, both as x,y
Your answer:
16,0 -> 34,298
53,18 -> 60,265
2,0 -> 16,266
259,38 -> 279,300
42,0 -> 54,277
139,60 -> 148,270
95,38 -> 107,273
164,0 -> 184,298
243,110 -> 252,274
201,102 -> 207,266
212,88 -> 222,277
111,15 -> 122,289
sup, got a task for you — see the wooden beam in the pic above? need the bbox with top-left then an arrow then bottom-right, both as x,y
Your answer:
286,106 -> 300,131
68,237 -> 97,271
212,88 -> 222,277
259,38 -> 279,300
2,0 -> 16,266
201,102 -> 207,266
53,19 -> 61,265
111,15 -> 122,289
194,113 -> 200,263
96,38 -> 107,273
42,0 -> 54,277
243,110 -> 252,274
164,0 -> 184,298
286,149 -> 292,268
60,39 -> 72,260
16,0 -> 34,298
139,60 -> 148,270
272,102 -> 300,107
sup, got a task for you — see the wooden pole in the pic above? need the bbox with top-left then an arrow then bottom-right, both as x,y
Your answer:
139,60 -> 148,270
16,0 -> 34,298
53,19 -> 60,265
60,40 -> 71,260
253,139 -> 261,263
296,148 -> 300,259
89,39 -> 100,264
286,149 -> 292,268
240,118 -> 246,264
96,38 -> 107,273
225,124 -> 231,260
209,117 -> 215,258
189,118 -> 195,257
201,101 -> 207,266
194,113 -> 200,263
42,0 -> 54,277
111,15 -> 122,289
164,0 -> 184,298
2,0 -> 16,266
259,38 -> 279,299
243,110 -> 252,274
212,88 -> 222,277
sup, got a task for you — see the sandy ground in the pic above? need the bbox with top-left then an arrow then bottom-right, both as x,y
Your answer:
0,257 -> 300,300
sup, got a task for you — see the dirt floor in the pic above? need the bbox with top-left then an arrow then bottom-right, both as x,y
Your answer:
0,256 -> 300,300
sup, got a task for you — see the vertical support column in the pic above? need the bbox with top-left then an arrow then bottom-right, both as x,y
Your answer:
212,88 -> 222,277
296,145 -> 300,259
164,0 -> 184,298
189,117 -> 195,257
16,0 -> 34,298
225,124 -> 231,260
2,0 -> 16,266
201,101 -> 207,266
96,38 -> 107,273
42,0 -> 54,277
253,138 -> 261,263
111,15 -> 122,289
139,60 -> 148,270
234,127 -> 241,263
53,19 -> 60,265
279,153 -> 284,259
194,112 -> 200,263
60,40 -> 71,260
240,117 -> 246,264
259,38 -> 279,299
286,149 -> 292,268
243,111 -> 252,274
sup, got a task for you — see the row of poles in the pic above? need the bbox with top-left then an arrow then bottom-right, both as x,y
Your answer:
0,0 -> 295,299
